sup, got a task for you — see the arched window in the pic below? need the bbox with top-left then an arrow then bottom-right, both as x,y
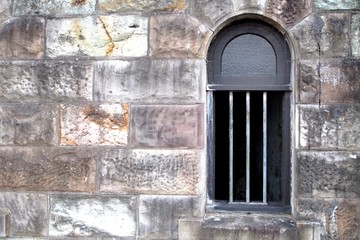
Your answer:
207,20 -> 291,212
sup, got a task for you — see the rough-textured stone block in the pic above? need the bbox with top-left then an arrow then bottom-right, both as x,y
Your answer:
60,104 -> 128,145
0,61 -> 93,101
99,149 -> 199,194
188,0 -> 233,28
150,14 -> 211,58
265,0 -> 312,27
0,17 -> 45,59
299,105 -> 360,150
351,14 -> 360,57
13,0 -> 96,15
0,208 -> 10,237
94,59 -> 204,103
99,0 -> 186,13
139,196 -> 201,239
298,60 -> 320,103
297,198 -> 360,239
0,147 -> 96,191
297,151 -> 360,198
234,0 -> 266,10
0,103 -> 57,145
49,195 -> 136,237
296,221 -> 326,240
315,0 -> 360,10
0,192 -> 47,236
0,0 -> 11,24
47,15 -> 147,57
291,13 -> 349,58
131,105 -> 203,148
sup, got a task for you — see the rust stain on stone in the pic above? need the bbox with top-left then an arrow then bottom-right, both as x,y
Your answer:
83,105 -> 128,130
163,0 -> 186,11
336,202 -> 360,239
71,0 -> 87,6
97,16 -> 115,56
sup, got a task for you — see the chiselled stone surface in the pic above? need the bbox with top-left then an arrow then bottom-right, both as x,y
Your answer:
291,13 -> 349,58
99,0 -> 186,13
0,61 -> 93,101
99,149 -> 199,194
0,192 -> 47,236
0,147 -> 96,191
298,60 -> 320,104
150,14 -> 211,58
61,104 -> 128,145
265,0 -> 312,26
234,0 -> 266,10
298,151 -> 360,198
139,196 -> 201,239
299,105 -> 360,150
351,14 -> 360,57
13,0 -> 96,15
297,198 -> 360,239
0,17 -> 44,59
94,59 -> 205,103
131,105 -> 203,148
0,103 -> 57,145
188,0 -> 233,27
315,0 -> 360,10
0,0 -> 11,24
49,195 -> 136,237
47,15 -> 147,57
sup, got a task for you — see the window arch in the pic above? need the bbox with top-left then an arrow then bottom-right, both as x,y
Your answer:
207,20 -> 291,212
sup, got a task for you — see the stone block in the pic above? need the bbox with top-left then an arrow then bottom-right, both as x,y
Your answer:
0,61 -> 93,101
99,149 -> 199,194
265,0 -> 312,27
315,0 -> 360,10
351,14 -> 360,57
13,0 -> 96,15
0,17 -> 45,59
94,59 -> 204,103
0,209 -> 10,237
49,195 -> 136,237
99,0 -> 186,13
188,0 -> 234,28
296,221 -> 326,240
130,104 -> 203,148
234,0 -> 266,11
0,147 -> 96,191
0,0 -> 11,24
47,15 -> 147,57
297,151 -> 360,198
139,196 -> 201,239
0,103 -> 57,145
291,13 -> 349,58
299,105 -> 360,150
0,192 -> 47,237
298,60 -> 320,103
150,14 -> 211,58
60,104 -> 128,146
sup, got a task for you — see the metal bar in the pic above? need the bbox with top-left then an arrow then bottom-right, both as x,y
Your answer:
229,91 -> 234,203
246,91 -> 250,203
263,92 -> 267,204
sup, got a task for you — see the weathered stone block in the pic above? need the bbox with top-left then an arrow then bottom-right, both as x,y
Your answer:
297,151 -> 360,198
0,208 -> 10,237
188,0 -> 233,28
131,105 -> 203,148
0,103 -> 57,145
265,0 -> 312,27
47,15 -> 147,57
139,196 -> 201,239
0,192 -> 47,236
299,105 -> 360,150
99,0 -> 186,13
0,0 -> 11,24
298,60 -> 320,103
150,14 -> 211,58
234,0 -> 266,10
49,195 -> 136,237
296,221 -> 326,240
315,0 -> 360,10
13,0 -> 96,15
94,59 -> 204,103
351,14 -> 360,57
99,149 -> 199,194
60,104 -> 128,145
0,147 -> 96,191
0,61 -> 93,101
0,17 -> 45,59
291,13 -> 349,58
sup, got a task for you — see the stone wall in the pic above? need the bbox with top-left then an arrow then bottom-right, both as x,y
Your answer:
0,0 -> 359,239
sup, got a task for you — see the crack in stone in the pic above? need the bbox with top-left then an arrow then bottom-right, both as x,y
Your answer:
97,17 -> 115,56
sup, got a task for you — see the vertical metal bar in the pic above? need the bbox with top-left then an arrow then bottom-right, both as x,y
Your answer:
246,91 -> 250,203
229,91 -> 234,203
263,92 -> 267,204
